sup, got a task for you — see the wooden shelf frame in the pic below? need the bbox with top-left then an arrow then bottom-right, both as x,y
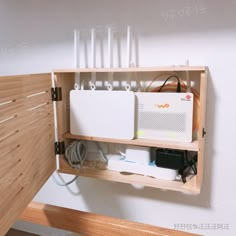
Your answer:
53,66 -> 207,194
59,158 -> 200,194
64,133 -> 199,151
53,66 -> 206,73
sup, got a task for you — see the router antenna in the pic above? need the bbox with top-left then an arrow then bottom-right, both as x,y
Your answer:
74,30 -> 80,90
91,28 -> 96,68
74,30 -> 80,68
185,59 -> 191,92
127,25 -> 131,68
107,27 -> 113,90
91,28 -> 96,90
108,27 -> 112,68
126,25 -> 131,91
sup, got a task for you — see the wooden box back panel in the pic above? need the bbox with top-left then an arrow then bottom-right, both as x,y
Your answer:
0,74 -> 55,235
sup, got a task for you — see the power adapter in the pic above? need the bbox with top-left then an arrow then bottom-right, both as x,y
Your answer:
152,148 -> 198,183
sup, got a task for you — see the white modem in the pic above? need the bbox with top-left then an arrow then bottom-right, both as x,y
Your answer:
70,90 -> 135,139
135,92 -> 194,142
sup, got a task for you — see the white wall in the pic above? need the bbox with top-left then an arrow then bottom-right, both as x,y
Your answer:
1,0 -> 236,235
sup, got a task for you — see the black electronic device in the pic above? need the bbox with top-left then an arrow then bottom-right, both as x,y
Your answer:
152,148 -> 197,183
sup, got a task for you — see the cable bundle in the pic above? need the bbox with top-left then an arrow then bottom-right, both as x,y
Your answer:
65,140 -> 88,168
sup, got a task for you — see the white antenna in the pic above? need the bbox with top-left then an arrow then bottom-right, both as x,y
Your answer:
91,28 -> 96,90
107,27 -> 113,90
126,25 -> 131,91
91,28 -> 96,68
108,27 -> 112,68
74,30 -> 80,68
126,25 -> 131,68
186,59 -> 191,92
74,30 -> 80,90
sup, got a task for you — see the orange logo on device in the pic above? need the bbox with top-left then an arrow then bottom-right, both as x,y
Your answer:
154,103 -> 170,108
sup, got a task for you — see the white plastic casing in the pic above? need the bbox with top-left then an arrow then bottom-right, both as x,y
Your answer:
70,90 -> 135,139
107,155 -> 177,181
135,92 -> 194,142
125,145 -> 150,165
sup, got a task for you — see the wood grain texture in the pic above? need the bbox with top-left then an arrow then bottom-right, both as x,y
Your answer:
0,74 -> 56,236
0,74 -> 51,103
196,71 -> 207,189
20,202 -> 201,236
54,72 -> 74,142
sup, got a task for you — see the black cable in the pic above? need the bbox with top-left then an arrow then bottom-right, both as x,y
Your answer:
158,75 -> 181,93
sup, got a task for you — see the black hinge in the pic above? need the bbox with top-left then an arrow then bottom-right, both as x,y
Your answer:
51,87 -> 62,101
202,128 -> 206,138
55,142 -> 65,155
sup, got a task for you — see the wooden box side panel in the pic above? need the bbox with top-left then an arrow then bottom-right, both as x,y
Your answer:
196,71 -> 208,189
54,73 -> 75,142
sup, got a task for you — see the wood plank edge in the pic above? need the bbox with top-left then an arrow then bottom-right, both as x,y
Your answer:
19,202 -> 201,236
63,133 -> 199,152
53,66 -> 206,73
58,159 -> 200,195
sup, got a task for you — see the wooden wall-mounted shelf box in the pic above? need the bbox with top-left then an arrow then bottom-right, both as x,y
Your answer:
53,66 -> 207,195
0,66 -> 207,235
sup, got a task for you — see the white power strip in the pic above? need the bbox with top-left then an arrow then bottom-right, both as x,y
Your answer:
107,155 -> 177,181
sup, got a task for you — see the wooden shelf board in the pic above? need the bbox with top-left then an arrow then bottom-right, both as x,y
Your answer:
59,159 -> 200,194
63,133 -> 199,151
53,66 -> 206,73
20,202 -> 201,236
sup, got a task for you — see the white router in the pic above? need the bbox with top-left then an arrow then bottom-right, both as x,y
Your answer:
70,90 -> 135,139
135,92 -> 194,142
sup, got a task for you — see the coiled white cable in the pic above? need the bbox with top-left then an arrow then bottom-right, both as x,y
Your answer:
52,141 -> 108,187
65,140 -> 88,168
52,141 -> 87,187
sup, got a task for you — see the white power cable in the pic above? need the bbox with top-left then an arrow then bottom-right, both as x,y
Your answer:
52,141 -> 87,187
65,140 -> 88,168
95,142 -> 108,163
52,141 -> 107,187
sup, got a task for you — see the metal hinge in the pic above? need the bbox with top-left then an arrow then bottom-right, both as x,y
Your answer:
51,87 -> 62,101
55,142 -> 65,155
202,128 -> 206,138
